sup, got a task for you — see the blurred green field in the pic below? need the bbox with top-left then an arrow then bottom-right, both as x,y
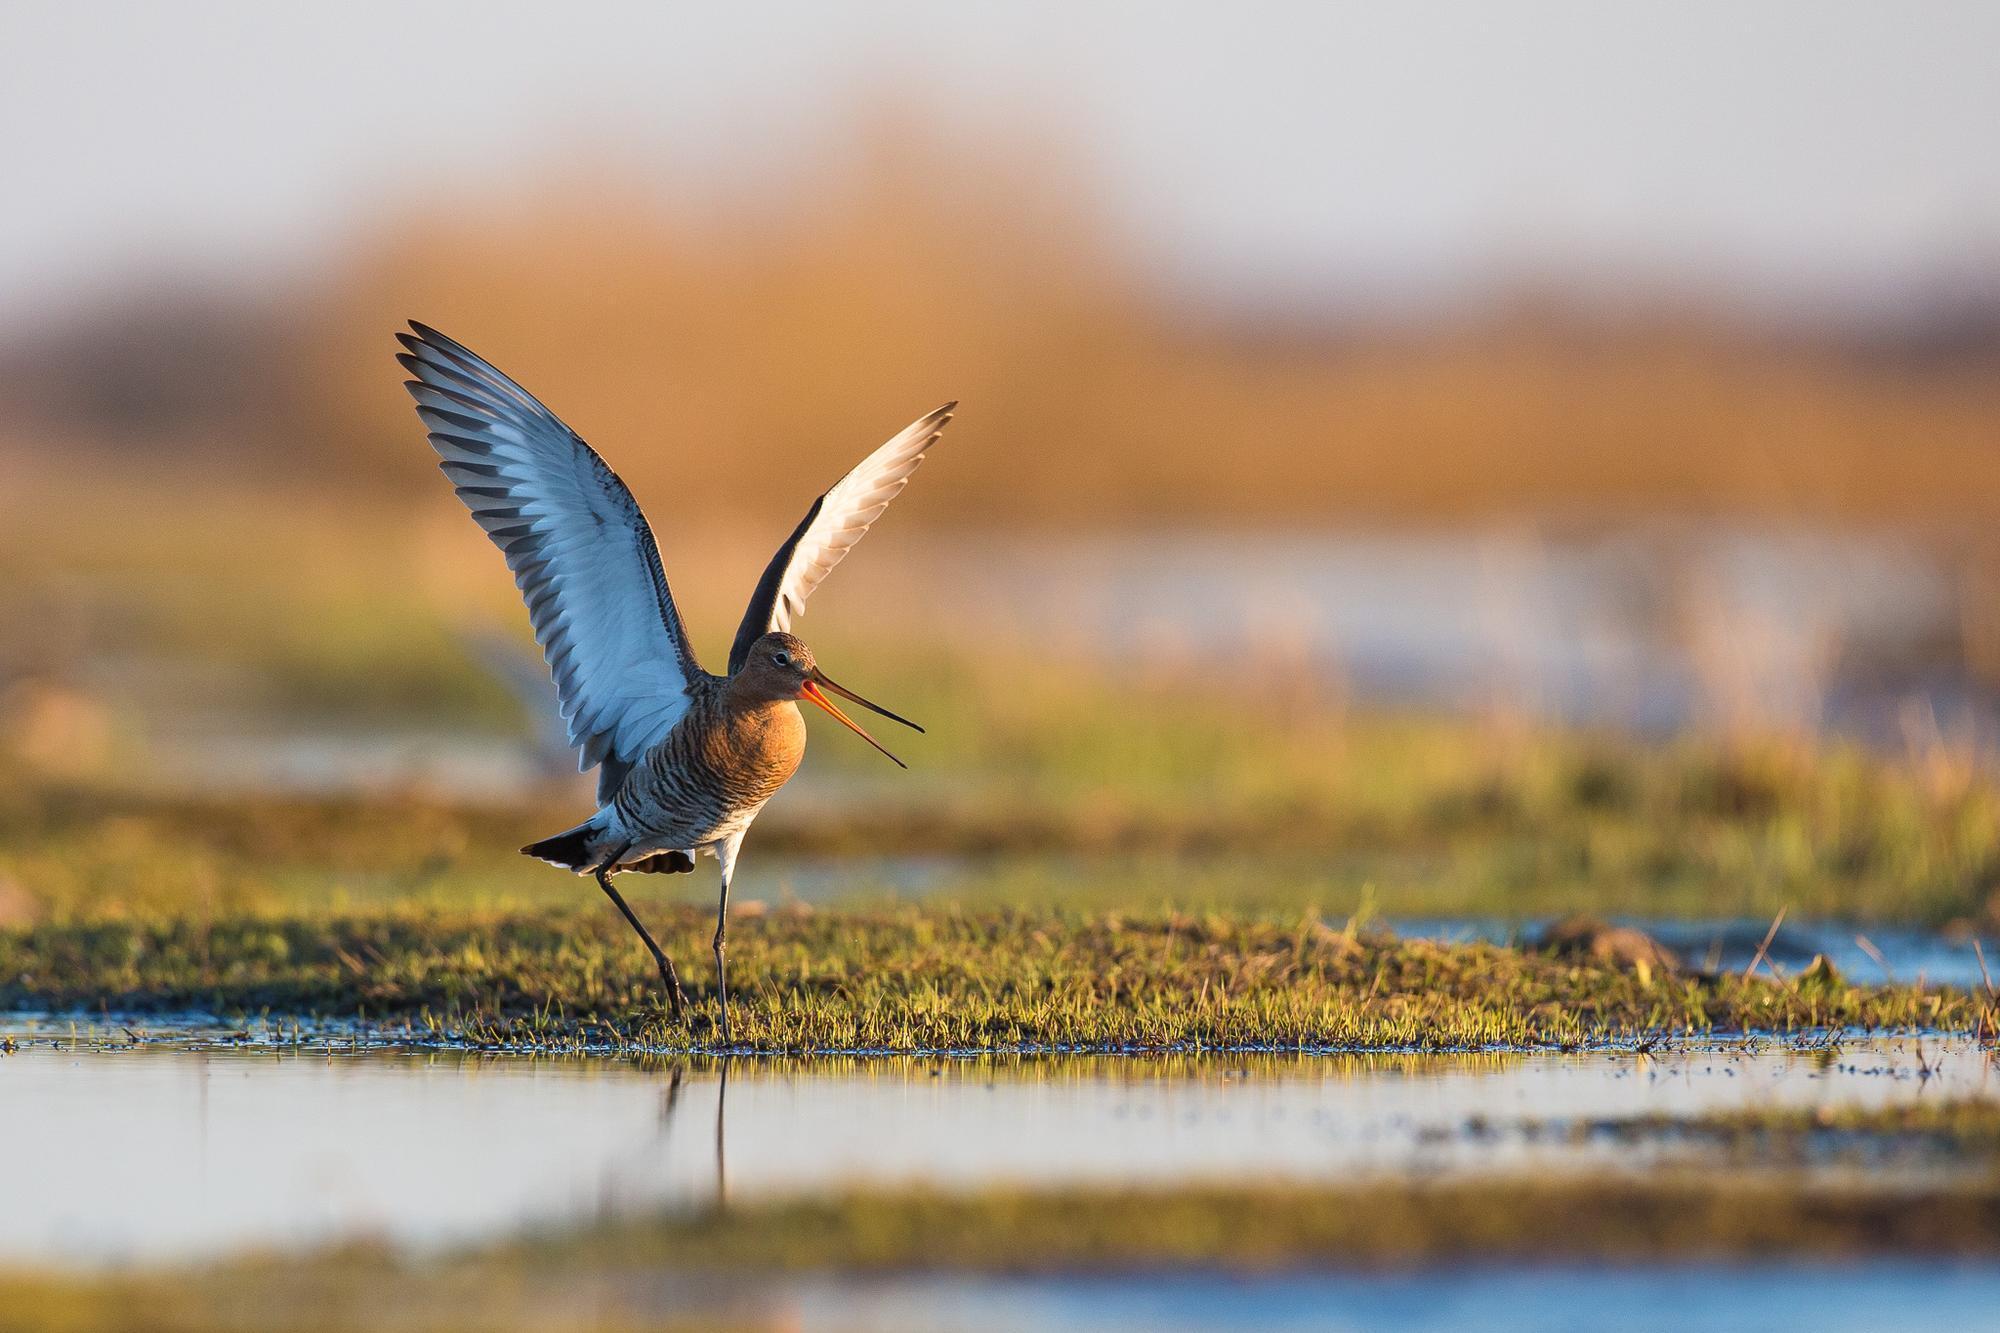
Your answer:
4,672 -> 1999,929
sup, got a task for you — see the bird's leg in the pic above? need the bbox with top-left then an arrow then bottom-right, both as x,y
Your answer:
713,834 -> 745,1046
712,889 -> 731,1044
594,859 -> 689,1018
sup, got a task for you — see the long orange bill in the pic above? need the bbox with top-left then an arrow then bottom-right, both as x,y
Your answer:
800,670 -> 918,769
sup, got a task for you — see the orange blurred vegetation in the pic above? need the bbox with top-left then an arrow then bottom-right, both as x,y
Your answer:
9,116 -> 2000,535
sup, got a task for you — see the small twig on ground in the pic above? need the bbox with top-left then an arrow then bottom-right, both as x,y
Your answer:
1742,906 -> 1789,982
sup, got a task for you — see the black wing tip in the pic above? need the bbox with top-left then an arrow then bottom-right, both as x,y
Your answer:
401,320 -> 472,360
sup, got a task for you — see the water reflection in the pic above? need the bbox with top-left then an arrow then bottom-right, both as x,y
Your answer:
0,1024 -> 1990,1266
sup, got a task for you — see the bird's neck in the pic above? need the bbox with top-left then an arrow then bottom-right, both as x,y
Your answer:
722,673 -> 802,713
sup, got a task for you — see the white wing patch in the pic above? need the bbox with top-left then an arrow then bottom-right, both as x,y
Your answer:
729,404 -> 955,672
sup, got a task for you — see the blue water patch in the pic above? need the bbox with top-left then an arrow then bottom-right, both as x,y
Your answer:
794,1263 -> 2000,1332
1394,916 -> 1998,990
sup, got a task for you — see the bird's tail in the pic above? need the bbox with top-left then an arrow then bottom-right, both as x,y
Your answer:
521,813 -> 614,873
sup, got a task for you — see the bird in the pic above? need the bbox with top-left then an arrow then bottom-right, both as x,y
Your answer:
396,321 -> 953,1042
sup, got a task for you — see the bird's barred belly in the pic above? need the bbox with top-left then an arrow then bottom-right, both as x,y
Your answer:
618,791 -> 767,852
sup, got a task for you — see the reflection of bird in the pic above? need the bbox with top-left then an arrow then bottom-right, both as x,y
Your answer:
398,322 -> 952,1040
714,1058 -> 730,1206
650,1060 -> 730,1207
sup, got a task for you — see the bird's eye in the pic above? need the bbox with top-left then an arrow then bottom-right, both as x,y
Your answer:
771,652 -> 791,668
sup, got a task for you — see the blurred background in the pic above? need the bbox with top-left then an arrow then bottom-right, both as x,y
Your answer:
4,2 -> 2000,934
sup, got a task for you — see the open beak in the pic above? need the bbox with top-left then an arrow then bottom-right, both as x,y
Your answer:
800,668 -> 922,769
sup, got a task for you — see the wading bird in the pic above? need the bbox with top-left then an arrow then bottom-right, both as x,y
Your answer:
397,322 -> 952,1040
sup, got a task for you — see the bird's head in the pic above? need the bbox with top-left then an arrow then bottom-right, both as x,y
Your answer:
736,631 -> 922,768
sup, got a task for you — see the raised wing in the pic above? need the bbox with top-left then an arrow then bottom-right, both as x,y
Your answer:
729,403 -> 956,674
398,322 -> 704,804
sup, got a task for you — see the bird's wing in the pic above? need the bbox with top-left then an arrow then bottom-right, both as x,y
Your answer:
728,403 -> 956,673
398,322 -> 704,804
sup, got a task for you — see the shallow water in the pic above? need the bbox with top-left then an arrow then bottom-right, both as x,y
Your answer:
916,528 -> 1995,744
1393,916 -> 2000,991
761,1264 -> 2000,1333
1,1021 -> 1990,1266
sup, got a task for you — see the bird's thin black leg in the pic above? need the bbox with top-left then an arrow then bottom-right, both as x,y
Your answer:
595,862 -> 688,1018
713,834 -> 746,1047
712,868 -> 733,1045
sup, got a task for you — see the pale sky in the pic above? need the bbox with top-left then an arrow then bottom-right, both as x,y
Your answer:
3,2 -> 1997,321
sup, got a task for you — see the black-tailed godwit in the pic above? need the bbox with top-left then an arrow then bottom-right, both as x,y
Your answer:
397,322 -> 952,1040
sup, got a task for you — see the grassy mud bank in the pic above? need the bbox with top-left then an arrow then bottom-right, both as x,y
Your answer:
3,906 -> 1993,1052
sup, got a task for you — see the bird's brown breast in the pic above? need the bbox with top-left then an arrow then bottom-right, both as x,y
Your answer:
612,689 -> 807,845
696,697 -> 806,807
